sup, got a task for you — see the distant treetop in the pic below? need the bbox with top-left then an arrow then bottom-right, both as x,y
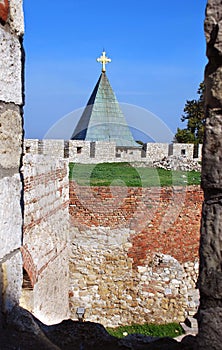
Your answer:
174,82 -> 205,145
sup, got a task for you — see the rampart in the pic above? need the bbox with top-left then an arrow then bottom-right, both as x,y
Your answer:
1,1 -> 222,348
24,139 -> 203,163
0,2 -> 204,331
21,154 -> 70,325
69,182 -> 203,326
20,138 -> 203,326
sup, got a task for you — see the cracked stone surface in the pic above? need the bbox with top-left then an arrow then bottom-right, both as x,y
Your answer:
198,0 -> 222,349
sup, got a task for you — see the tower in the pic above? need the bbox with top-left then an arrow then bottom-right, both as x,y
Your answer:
71,51 -> 138,147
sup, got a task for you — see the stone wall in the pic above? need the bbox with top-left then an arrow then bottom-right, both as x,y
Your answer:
0,0 -> 24,325
169,143 -> 194,159
197,0 -> 222,348
69,183 -> 202,326
116,146 -> 144,161
24,139 -> 203,164
21,154 -> 70,325
146,143 -> 169,161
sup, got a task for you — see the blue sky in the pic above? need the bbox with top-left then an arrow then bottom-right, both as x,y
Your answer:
23,0 -> 207,141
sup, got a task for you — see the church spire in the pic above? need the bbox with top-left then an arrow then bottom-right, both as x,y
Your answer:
96,51 -> 111,72
71,51 -> 138,147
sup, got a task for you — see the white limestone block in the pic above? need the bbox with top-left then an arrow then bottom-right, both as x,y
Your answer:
0,28 -> 23,104
0,174 -> 22,259
2,250 -> 23,311
9,0 -> 24,35
0,108 -> 22,169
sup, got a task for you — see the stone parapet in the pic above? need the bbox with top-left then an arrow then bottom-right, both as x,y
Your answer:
24,139 -> 203,163
146,143 -> 169,161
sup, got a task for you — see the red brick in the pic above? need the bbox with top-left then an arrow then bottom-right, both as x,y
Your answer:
70,182 -> 203,266
0,0 -> 9,23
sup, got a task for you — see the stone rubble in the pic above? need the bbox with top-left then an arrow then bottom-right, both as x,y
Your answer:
152,156 -> 201,172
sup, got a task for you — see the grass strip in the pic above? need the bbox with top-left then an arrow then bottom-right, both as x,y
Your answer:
69,162 -> 201,187
106,322 -> 184,339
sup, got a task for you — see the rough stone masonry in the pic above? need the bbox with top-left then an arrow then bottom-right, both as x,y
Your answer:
68,183 -> 202,326
197,0 -> 222,349
2,0 -> 222,349
0,0 -> 24,327
21,154 -> 70,325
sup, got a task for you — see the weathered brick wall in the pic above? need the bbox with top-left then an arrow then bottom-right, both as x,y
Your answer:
128,186 -> 202,266
69,183 -> 202,326
22,154 -> 70,325
0,0 -> 24,323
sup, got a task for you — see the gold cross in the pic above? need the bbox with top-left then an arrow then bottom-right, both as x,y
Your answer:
97,51 -> 111,72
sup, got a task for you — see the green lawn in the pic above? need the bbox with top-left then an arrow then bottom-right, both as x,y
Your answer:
106,322 -> 184,339
69,162 -> 201,187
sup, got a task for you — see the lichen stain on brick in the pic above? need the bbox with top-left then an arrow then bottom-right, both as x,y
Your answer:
0,0 -> 9,23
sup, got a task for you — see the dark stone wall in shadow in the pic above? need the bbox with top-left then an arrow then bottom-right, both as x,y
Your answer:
0,264 -> 3,329
197,0 -> 222,349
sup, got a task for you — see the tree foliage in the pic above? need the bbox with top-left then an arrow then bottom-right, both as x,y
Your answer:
175,83 -> 205,144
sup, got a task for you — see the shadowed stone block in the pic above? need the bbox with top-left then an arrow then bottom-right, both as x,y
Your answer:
199,200 -> 222,300
0,105 -> 23,170
0,174 -> 22,259
197,308 -> 222,349
2,251 -> 23,312
202,111 -> 222,188
198,0 -> 222,348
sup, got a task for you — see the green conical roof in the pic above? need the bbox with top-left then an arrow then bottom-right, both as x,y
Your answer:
71,72 -> 138,147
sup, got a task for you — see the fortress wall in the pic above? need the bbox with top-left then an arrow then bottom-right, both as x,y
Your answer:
94,141 -> 116,161
22,154 -> 70,325
69,140 -> 116,163
41,139 -> 65,157
0,0 -> 24,319
197,143 -> 203,159
24,139 -> 39,154
68,140 -> 91,162
115,147 -> 143,161
24,139 -> 65,157
146,143 -> 169,161
24,139 -> 203,163
69,183 -> 202,326
169,143 -> 194,159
